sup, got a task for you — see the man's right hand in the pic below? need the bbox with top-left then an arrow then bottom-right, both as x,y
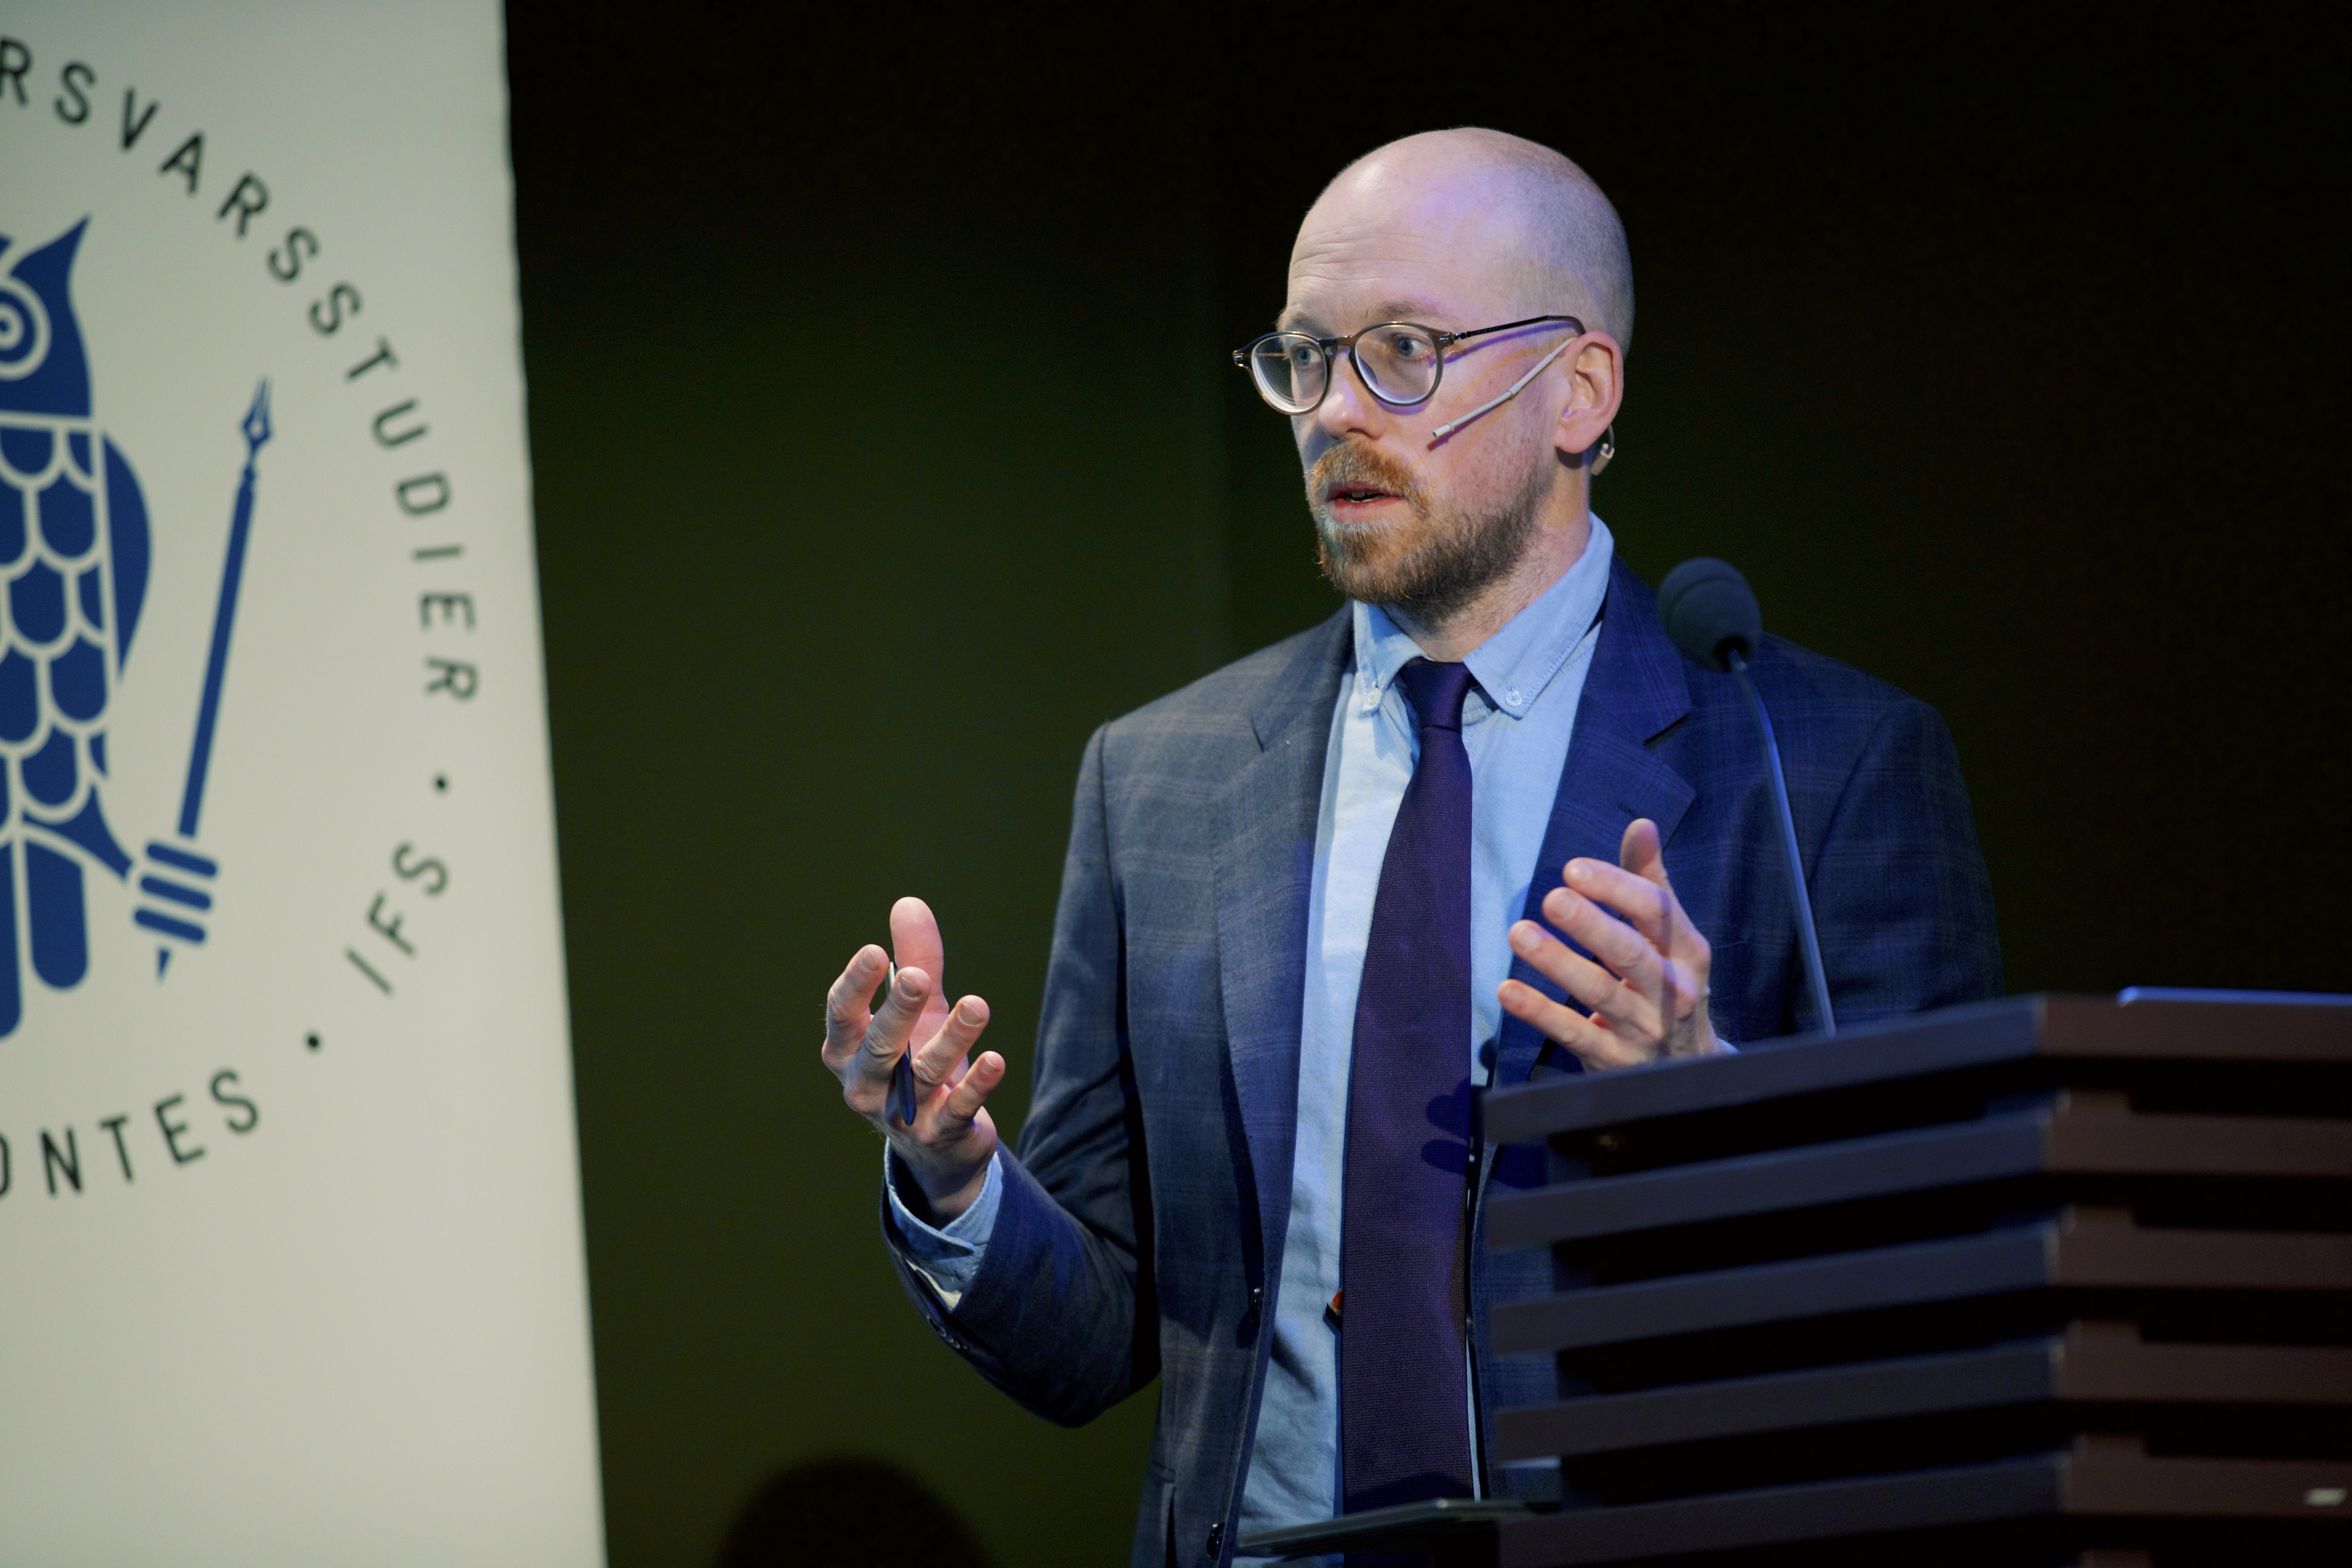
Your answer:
822,895 -> 1004,1222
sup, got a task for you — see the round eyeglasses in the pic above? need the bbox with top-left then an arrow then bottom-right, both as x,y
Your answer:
1232,314 -> 1586,416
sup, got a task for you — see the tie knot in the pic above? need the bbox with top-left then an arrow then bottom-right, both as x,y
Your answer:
1394,657 -> 1479,734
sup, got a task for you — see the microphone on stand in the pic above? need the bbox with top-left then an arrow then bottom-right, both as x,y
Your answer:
1658,558 -> 1837,1035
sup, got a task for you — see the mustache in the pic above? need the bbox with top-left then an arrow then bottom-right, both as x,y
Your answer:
1307,442 -> 1427,514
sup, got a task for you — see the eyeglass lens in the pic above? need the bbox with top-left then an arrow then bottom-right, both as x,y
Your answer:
1249,335 -> 1326,414
1351,325 -> 1442,404
1247,325 -> 1446,414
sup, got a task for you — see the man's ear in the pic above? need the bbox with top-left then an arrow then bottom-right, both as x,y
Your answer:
1556,333 -> 1624,466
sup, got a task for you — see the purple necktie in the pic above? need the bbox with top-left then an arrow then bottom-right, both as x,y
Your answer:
1340,656 -> 1478,1522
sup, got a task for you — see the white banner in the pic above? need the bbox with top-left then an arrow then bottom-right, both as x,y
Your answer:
0,4 -> 603,1562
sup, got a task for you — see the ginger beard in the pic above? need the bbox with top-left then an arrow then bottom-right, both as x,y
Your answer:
1307,437 -> 1552,627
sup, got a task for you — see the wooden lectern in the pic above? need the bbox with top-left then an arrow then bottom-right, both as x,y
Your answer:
1238,992 -> 2352,1567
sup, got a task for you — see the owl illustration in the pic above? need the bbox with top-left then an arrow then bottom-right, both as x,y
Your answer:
0,220 -> 152,1036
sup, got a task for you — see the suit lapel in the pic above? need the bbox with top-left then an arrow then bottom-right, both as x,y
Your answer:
1208,567 -> 1697,1224
1213,610 -> 1349,1281
1496,558 -> 1698,1084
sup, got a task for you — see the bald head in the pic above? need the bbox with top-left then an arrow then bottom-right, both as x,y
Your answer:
1299,128 -> 1635,350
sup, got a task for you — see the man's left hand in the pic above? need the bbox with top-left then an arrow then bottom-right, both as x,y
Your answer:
1498,817 -> 1725,1070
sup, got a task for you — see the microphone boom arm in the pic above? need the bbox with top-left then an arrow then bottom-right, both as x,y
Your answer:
1727,648 -> 1837,1035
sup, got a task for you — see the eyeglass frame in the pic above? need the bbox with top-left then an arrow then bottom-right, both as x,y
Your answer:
1230,313 -> 1588,416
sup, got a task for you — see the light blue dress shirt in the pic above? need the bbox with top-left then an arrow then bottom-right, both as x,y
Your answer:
888,518 -> 1618,1554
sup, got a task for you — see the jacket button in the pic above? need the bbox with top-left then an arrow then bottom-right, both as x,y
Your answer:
1204,1521 -> 1222,1558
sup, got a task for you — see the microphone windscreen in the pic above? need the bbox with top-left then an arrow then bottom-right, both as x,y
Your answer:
1659,557 -> 1763,672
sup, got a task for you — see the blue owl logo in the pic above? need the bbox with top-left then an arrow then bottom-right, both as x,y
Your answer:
0,218 -> 269,1037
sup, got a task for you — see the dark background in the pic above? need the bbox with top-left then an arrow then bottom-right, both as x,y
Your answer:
502,4 -> 2349,1563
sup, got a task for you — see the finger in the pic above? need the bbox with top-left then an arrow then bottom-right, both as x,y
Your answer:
1540,885 -> 1666,1007
1613,818 -> 1712,967
1552,872 -> 1713,1053
911,995 -> 992,1097
854,962 -> 933,1097
822,944 -> 891,1068
1498,977 -> 1651,1071
1512,915 -> 1661,1042
1568,848 -> 1675,957
889,896 -> 953,1042
1617,817 -> 1706,966
1562,860 -> 1675,968
938,1049 -> 1008,1127
1619,818 -> 1666,890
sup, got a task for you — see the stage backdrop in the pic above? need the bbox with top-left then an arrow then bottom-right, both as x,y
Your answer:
0,4 -> 602,1562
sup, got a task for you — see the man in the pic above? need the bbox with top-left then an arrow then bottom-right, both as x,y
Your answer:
820,129 -> 2000,1565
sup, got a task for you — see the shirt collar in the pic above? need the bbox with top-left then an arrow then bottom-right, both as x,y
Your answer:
1350,513 -> 1616,720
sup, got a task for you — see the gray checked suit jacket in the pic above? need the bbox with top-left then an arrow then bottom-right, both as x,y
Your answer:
884,557 -> 2003,1567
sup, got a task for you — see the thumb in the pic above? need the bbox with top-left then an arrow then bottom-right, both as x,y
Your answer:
1617,817 -> 1677,955
1619,817 -> 1666,886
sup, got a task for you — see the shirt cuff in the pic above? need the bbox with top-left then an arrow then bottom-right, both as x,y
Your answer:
883,1147 -> 1001,1311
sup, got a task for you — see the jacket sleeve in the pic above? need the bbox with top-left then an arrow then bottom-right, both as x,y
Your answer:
882,722 -> 1156,1426
1810,696 -> 2006,1023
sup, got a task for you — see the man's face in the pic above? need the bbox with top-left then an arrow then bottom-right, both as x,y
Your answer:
1282,162 -> 1574,622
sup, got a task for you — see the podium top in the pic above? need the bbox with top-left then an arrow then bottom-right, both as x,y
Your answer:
1482,992 -> 2352,1147
1235,1497 -> 1531,1560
